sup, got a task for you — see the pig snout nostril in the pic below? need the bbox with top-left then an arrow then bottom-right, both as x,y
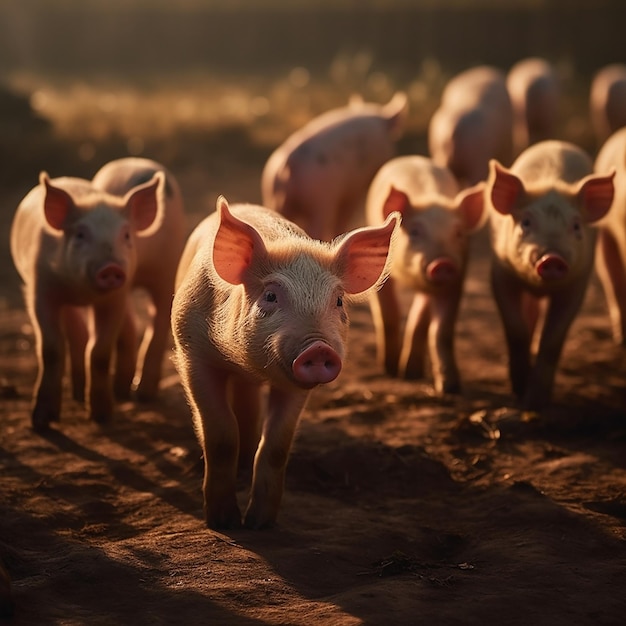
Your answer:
292,341 -> 342,387
95,263 -> 126,292
536,253 -> 569,281
426,258 -> 458,284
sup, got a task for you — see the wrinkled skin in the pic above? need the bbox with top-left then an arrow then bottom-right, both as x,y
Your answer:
172,197 -> 399,529
10,165 -> 172,429
366,155 -> 486,394
429,65 -> 513,188
92,157 -> 186,401
261,92 -> 408,241
487,140 -> 615,410
507,57 -> 560,156
590,64 -> 626,146
594,126 -> 626,345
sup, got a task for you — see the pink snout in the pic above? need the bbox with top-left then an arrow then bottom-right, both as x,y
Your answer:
95,263 -> 126,292
292,341 -> 342,387
426,258 -> 458,284
536,253 -> 569,281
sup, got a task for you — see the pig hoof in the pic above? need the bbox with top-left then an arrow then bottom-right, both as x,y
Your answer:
205,512 -> 242,530
31,407 -> 59,431
243,512 -> 276,530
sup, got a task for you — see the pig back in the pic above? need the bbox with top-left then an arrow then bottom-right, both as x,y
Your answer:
511,140 -> 593,187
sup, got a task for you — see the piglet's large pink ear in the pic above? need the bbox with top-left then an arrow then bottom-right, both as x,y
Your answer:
574,169 -> 615,223
213,196 -> 267,285
455,181 -> 486,233
125,172 -> 163,234
488,160 -> 526,215
336,212 -> 400,295
41,172 -> 73,230
382,186 -> 409,220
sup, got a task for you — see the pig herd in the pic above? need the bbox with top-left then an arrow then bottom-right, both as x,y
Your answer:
8,58 -> 626,532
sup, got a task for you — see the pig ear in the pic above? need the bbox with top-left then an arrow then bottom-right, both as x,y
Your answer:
124,171 -> 164,233
574,169 -> 615,223
488,160 -> 526,215
455,181 -> 487,232
383,92 -> 408,139
41,172 -> 73,230
213,196 -> 267,285
335,212 -> 400,295
382,186 -> 410,220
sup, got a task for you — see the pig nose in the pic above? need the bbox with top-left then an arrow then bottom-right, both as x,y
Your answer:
426,258 -> 458,284
536,253 -> 569,281
95,263 -> 126,291
292,341 -> 342,387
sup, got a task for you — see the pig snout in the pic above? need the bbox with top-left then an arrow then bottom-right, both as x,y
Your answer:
95,263 -> 127,291
292,341 -> 342,387
535,253 -> 569,281
426,258 -> 459,284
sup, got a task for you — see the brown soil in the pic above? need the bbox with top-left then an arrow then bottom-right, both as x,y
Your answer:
1,79 -> 625,626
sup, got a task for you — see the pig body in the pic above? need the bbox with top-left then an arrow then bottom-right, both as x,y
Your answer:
590,64 -> 626,145
366,155 -> 486,394
92,157 -> 186,400
594,127 -> 626,344
507,57 -> 560,155
486,140 -> 615,410
11,165 -> 171,429
172,198 -> 398,529
261,92 -> 408,241
428,65 -> 513,188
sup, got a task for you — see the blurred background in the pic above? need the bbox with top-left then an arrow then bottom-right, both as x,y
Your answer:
0,0 -> 624,196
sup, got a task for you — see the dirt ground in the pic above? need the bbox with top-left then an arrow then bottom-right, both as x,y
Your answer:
1,75 -> 626,626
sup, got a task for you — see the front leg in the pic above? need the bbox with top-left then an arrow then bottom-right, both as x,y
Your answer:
369,277 -> 402,377
61,306 -> 88,403
491,263 -> 533,399
399,291 -> 431,381
428,288 -> 462,395
244,387 -> 309,529
30,295 -> 65,430
524,285 -> 586,411
88,297 -> 127,422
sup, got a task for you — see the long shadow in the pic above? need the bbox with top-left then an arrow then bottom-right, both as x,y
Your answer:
0,502 -> 264,626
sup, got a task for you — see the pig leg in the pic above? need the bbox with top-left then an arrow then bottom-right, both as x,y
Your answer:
88,298 -> 127,422
244,386 -> 309,529
398,292 -> 431,380
61,306 -> 88,403
114,303 -> 138,401
30,297 -> 65,429
491,264 -> 533,399
135,286 -> 174,401
596,229 -> 626,345
180,358 -> 242,529
369,277 -> 402,377
428,291 -> 462,394
524,286 -> 587,410
231,375 -> 262,473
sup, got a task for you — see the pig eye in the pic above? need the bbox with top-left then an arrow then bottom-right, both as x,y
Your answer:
520,216 -> 533,231
264,291 -> 277,303
336,295 -> 343,307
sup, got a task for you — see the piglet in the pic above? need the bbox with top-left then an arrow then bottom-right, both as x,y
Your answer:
594,126 -> 626,345
590,64 -> 626,146
172,197 -> 399,529
11,167 -> 167,429
429,65 -> 513,188
92,157 -> 186,400
486,140 -> 615,410
261,92 -> 408,241
366,155 -> 485,394
507,57 -> 560,155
